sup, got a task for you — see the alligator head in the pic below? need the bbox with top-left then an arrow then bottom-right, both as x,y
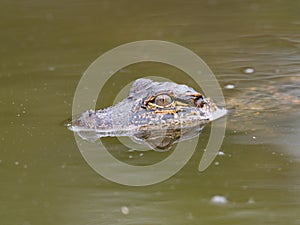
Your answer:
67,78 -> 226,151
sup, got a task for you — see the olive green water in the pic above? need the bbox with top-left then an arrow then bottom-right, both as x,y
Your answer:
1,1 -> 300,225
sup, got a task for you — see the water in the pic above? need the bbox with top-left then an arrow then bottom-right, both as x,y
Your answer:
1,0 -> 300,224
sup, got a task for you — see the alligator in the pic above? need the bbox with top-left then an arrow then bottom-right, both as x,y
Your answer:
67,76 -> 299,151
67,78 -> 226,151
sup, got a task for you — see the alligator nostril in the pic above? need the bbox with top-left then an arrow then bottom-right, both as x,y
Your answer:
195,96 -> 205,107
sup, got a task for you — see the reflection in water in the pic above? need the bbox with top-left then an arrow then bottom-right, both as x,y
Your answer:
67,78 -> 226,151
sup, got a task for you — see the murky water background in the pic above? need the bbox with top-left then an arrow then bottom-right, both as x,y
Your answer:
1,0 -> 300,224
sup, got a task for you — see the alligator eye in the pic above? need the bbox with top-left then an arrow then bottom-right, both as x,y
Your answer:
154,94 -> 173,107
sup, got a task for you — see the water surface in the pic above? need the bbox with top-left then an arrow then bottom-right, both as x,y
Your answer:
1,1 -> 300,225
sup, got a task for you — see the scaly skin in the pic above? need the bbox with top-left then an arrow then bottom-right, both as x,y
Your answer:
69,78 -> 221,133
67,78 -> 225,151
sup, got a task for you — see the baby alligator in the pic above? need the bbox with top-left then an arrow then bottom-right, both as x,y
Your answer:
67,78 -> 226,151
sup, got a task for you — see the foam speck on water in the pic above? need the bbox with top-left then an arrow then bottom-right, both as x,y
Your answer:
224,84 -> 235,89
243,67 -> 255,74
121,206 -> 129,215
210,195 -> 227,204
